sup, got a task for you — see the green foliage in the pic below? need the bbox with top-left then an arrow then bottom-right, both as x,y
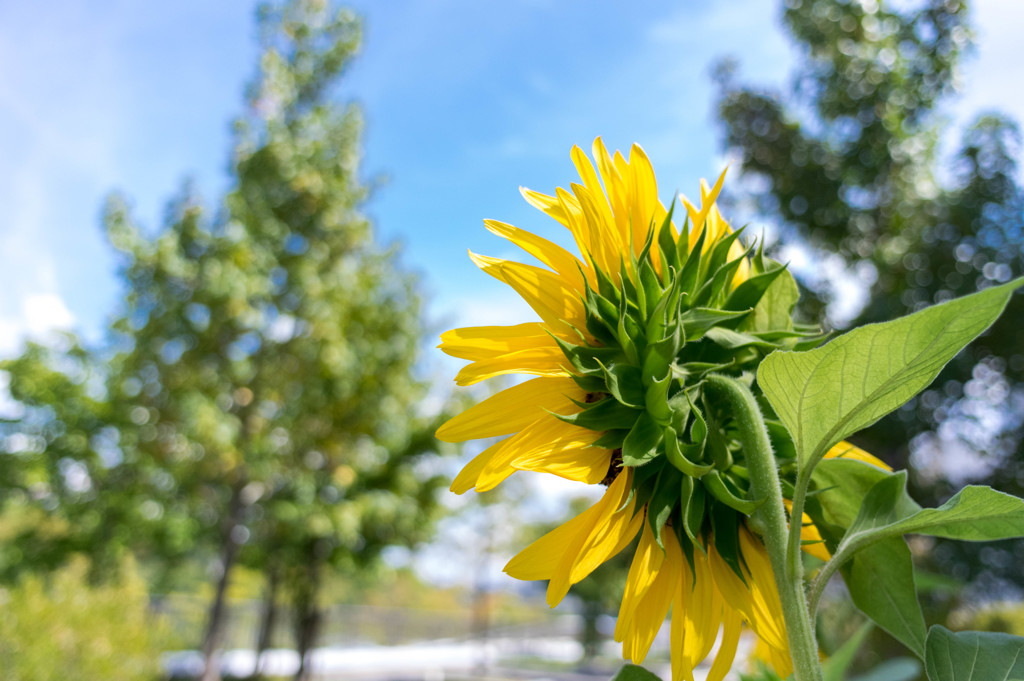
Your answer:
0,557 -> 171,681
609,664 -> 663,681
813,462 -> 927,656
717,0 -> 1024,597
759,277 -> 1023,464
924,625 -> 1024,681
842,472 -> 1024,549
822,622 -> 872,681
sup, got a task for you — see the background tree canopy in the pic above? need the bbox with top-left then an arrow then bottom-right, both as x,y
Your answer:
715,0 -> 1024,600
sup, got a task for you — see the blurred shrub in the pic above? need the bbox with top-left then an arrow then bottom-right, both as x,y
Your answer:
0,556 -> 170,681
961,601 -> 1024,637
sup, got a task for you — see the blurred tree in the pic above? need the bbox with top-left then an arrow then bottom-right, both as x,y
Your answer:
0,1 -> 454,680
715,0 -> 1023,607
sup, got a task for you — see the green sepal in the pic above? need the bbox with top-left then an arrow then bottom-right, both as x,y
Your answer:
724,261 -> 787,313
621,412 -> 664,466
648,465 -> 683,550
656,200 -> 679,279
552,335 -> 621,375
645,373 -> 672,425
630,461 -> 663,511
592,429 -> 629,450
638,258 -> 663,317
642,324 -> 683,383
693,246 -> 750,308
593,259 -> 621,304
602,362 -> 646,409
679,307 -> 750,341
554,398 -> 642,431
675,215 -> 692,264
681,474 -> 707,549
704,326 -> 778,351
710,500 -> 746,583
703,469 -> 764,514
569,373 -> 607,394
702,402 -> 734,470
667,389 -> 693,433
583,286 -> 621,344
677,225 -> 707,299
697,226 -> 744,288
617,300 -> 643,365
664,425 -> 713,478
672,361 -> 732,384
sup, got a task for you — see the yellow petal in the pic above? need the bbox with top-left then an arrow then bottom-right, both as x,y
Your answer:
436,377 -> 585,443
470,251 -> 586,335
511,443 -> 612,485
681,549 -> 722,666
483,219 -> 589,291
453,346 -> 569,386
592,137 -> 631,248
620,529 -> 681,664
519,186 -> 574,229
504,502 -> 597,581
439,323 -> 552,361
616,523 -> 666,641
546,471 -> 635,606
476,414 -> 594,491
824,441 -> 892,471
627,144 -> 659,258
450,437 -> 510,494
736,529 -> 789,653
706,608 -> 743,681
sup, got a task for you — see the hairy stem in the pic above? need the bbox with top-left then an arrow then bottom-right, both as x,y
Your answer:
705,374 -> 821,681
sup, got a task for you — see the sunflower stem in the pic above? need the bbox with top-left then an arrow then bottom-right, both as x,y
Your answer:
704,375 -> 822,681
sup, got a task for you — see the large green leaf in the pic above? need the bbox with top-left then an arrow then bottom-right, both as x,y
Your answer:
836,473 -> 1024,559
843,536 -> 928,659
811,460 -> 927,658
924,626 -> 1024,681
758,278 -> 1023,464
610,664 -> 664,681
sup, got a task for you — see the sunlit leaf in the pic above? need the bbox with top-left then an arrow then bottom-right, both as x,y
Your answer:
759,278 -> 1023,464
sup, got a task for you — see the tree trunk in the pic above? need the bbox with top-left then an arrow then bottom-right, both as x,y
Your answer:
249,562 -> 280,681
201,487 -> 245,681
293,554 -> 323,681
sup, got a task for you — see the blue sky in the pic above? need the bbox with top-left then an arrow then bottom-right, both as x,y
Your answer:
1,0 -> 1022,355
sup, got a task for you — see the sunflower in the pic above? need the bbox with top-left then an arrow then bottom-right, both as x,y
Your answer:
437,139 -> 886,680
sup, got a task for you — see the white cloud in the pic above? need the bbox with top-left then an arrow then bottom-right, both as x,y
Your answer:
0,293 -> 75,358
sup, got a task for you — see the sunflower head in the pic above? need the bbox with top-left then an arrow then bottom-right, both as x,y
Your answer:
437,138 -> 829,678
540,167 -> 819,577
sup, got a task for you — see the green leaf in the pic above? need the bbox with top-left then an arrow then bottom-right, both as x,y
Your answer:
759,278 -> 1024,464
924,626 -> 1024,681
832,472 -> 1024,571
823,622 -> 873,681
844,536 -> 927,659
610,663 -> 664,681
811,460 -> 927,658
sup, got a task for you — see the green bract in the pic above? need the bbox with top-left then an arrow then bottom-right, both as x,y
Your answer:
553,205 -> 814,570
